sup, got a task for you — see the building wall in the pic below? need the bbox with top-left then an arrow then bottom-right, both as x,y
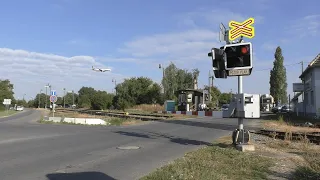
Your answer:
303,68 -> 320,116
314,68 -> 320,116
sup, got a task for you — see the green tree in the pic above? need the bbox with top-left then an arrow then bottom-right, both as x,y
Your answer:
78,87 -> 96,108
204,86 -> 221,108
270,46 -> 288,105
27,100 -> 35,108
219,93 -> 232,106
64,92 -> 78,105
162,62 -> 200,100
114,77 -> 162,110
78,94 -> 91,108
56,97 -> 63,105
91,91 -> 114,110
33,93 -> 49,108
0,79 -> 15,110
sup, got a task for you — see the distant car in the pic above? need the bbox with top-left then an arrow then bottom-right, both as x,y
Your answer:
16,106 -> 24,111
271,106 -> 282,113
221,104 -> 229,111
280,106 -> 293,113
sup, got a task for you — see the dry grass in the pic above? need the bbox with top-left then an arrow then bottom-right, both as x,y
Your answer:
263,137 -> 320,180
105,117 -> 144,126
128,104 -> 164,112
141,131 -> 320,180
263,121 -> 320,133
141,136 -> 273,180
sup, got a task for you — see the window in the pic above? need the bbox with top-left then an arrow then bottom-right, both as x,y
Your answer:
311,91 -> 314,105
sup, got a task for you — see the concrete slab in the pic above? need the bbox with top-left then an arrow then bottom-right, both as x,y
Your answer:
236,144 -> 255,152
74,118 -> 86,124
86,119 -> 108,125
48,117 -> 62,123
64,118 -> 75,123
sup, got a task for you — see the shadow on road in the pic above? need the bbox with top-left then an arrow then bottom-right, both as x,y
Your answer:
114,130 -> 213,146
116,131 -> 156,139
155,119 -> 240,131
46,171 -> 116,180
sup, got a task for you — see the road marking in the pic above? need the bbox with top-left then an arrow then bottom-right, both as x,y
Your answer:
0,134 -> 63,145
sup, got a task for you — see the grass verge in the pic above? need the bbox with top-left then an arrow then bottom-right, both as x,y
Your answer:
292,151 -> 320,180
106,117 -> 143,126
264,139 -> 320,180
141,132 -> 320,180
141,137 -> 273,180
0,110 -> 18,117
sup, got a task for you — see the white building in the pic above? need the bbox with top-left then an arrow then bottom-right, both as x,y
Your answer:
292,53 -> 320,117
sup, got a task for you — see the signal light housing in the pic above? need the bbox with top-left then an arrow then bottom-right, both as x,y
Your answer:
224,42 -> 253,70
208,47 -> 227,79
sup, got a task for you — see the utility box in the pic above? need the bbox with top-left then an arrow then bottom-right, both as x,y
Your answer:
164,100 -> 175,112
236,93 -> 260,118
187,93 -> 192,103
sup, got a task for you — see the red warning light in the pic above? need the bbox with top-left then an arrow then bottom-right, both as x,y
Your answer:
241,46 -> 249,54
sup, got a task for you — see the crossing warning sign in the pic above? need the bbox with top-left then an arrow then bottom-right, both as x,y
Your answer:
229,17 -> 255,41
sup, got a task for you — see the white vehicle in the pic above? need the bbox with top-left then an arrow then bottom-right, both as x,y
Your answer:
16,106 -> 24,111
92,66 -> 111,72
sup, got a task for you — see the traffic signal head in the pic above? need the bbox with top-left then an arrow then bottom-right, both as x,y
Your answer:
224,42 -> 252,70
208,48 -> 224,70
208,47 -> 227,79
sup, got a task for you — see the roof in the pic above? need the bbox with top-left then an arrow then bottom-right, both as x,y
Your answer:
176,89 -> 204,94
299,53 -> 320,78
291,91 -> 302,102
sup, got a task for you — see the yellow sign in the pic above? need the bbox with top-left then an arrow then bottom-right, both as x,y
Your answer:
229,17 -> 255,41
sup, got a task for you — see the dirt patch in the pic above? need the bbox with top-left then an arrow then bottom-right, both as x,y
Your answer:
263,121 -> 320,133
249,133 -> 320,180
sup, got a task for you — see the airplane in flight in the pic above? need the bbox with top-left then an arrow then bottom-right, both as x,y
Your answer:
92,66 -> 111,72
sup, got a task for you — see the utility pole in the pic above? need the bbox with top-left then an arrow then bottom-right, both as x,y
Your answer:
72,90 -> 75,108
159,64 -> 165,95
63,88 -> 66,108
23,94 -> 26,101
301,61 -> 305,116
208,70 -> 211,102
38,89 -> 42,108
112,79 -> 117,95
44,83 -> 50,109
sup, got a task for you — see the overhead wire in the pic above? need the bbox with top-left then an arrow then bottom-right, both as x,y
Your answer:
253,61 -> 309,72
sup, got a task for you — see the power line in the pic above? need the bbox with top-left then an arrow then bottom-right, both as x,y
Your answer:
253,61 -> 309,72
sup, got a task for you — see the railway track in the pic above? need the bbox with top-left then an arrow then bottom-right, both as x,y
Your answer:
54,108 -> 173,121
253,129 -> 320,145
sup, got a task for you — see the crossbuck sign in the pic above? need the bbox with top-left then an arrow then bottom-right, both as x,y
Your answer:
229,17 -> 255,41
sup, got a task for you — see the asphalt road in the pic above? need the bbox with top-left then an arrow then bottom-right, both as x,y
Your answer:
0,109 -> 262,180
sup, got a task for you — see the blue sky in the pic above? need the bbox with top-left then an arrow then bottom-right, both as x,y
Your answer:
0,0 -> 319,100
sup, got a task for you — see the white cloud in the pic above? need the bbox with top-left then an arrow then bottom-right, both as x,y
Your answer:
0,48 -> 127,100
289,14 -> 320,37
118,29 -> 220,59
262,42 -> 277,51
176,7 -> 265,30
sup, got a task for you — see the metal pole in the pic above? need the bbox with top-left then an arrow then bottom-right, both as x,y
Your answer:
45,86 -> 48,109
301,61 -> 306,116
38,90 -> 42,108
49,85 -> 52,110
112,79 -> 117,95
115,80 -> 117,95
63,88 -> 66,108
162,66 -> 165,96
72,90 -> 74,107
208,71 -> 211,102
289,94 -> 291,109
238,76 -> 244,130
